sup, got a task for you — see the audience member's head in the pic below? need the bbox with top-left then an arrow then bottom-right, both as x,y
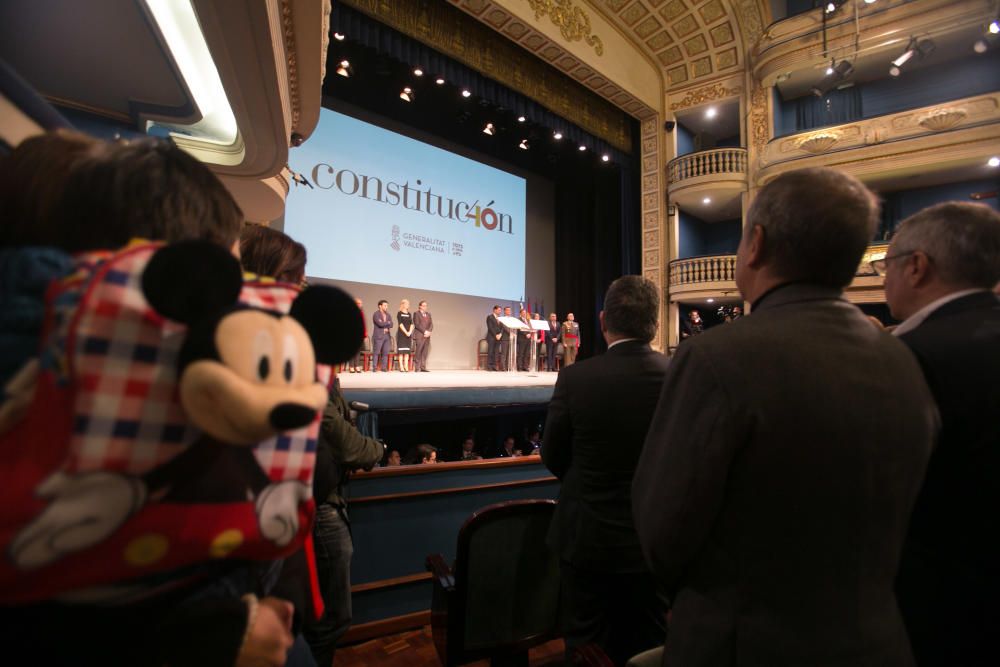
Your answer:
502,436 -> 517,454
0,130 -> 99,247
736,167 -> 878,302
462,437 -> 476,453
239,224 -> 307,284
355,297 -> 363,309
386,449 -> 401,466
600,275 -> 659,343
48,138 -> 243,254
882,202 -> 1000,321
416,443 -> 437,464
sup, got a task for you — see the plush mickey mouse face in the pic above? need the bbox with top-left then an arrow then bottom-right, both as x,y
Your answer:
142,241 -> 364,445
179,309 -> 328,444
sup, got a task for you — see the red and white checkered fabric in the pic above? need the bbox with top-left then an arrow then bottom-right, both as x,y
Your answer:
50,242 -> 322,482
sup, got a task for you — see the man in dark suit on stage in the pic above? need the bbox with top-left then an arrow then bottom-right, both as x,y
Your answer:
412,300 -> 433,372
371,300 -> 393,372
633,168 -> 938,667
546,312 -> 560,371
542,275 -> 669,665
881,202 -> 1000,667
498,306 -> 513,371
486,305 -> 503,371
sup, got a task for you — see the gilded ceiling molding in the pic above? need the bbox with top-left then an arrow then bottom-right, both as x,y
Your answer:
527,0 -> 604,56
749,80 -> 768,152
280,0 -> 301,131
340,0 -> 631,152
731,0 -> 765,47
669,82 -> 743,111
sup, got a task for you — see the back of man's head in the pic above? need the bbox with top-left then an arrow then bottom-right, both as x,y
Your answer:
602,275 -> 659,342
890,202 -> 1000,289
747,168 -> 878,288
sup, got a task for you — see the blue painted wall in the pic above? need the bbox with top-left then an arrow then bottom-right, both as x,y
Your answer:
678,211 -> 742,259
876,178 -> 1000,240
676,122 -> 695,156
775,52 -> 1000,135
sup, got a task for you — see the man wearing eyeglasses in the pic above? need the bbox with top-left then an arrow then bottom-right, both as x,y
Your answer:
880,202 -> 1000,667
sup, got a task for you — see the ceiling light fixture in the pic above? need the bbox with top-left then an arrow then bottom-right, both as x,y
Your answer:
336,59 -> 351,77
399,87 -> 414,102
483,122 -> 494,135
974,39 -> 989,54
703,197 -> 711,204
990,19 -> 1000,34
601,154 -> 610,162
143,0 -> 239,145
989,156 -> 1000,167
517,115 -> 526,122
553,131 -> 563,140
435,77 -> 445,85
333,32 -> 345,41
461,89 -> 471,98
518,139 -> 529,150
579,145 -> 586,151
706,106 -> 717,119
413,68 -> 423,76
707,298 -> 715,303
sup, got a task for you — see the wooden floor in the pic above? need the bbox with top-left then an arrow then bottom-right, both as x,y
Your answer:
335,626 -> 565,667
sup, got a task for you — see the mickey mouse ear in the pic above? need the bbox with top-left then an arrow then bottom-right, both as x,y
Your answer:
290,285 -> 364,364
142,241 -> 243,324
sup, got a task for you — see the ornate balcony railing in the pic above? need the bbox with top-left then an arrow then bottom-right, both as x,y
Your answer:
669,254 -> 736,287
667,148 -> 747,184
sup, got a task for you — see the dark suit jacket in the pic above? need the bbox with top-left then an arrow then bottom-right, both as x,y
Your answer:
486,313 -> 503,338
413,311 -> 433,338
633,284 -> 938,667
542,339 -> 670,573
896,291 -> 1000,666
372,310 -> 392,340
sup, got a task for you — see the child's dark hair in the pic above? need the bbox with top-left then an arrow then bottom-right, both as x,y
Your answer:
0,130 -> 99,248
239,224 -> 307,284
51,138 -> 244,252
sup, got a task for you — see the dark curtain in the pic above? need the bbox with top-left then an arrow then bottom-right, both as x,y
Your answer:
877,191 -> 903,241
555,164 -> 623,361
795,86 -> 862,131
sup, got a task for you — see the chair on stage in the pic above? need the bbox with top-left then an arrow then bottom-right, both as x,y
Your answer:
387,337 -> 399,372
359,335 -> 373,371
477,338 -> 489,370
554,342 -> 565,371
426,499 -> 561,667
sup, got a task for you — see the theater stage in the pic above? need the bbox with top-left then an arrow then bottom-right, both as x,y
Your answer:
339,369 -> 557,410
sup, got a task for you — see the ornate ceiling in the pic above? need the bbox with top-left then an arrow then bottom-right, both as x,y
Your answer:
595,0 -> 767,88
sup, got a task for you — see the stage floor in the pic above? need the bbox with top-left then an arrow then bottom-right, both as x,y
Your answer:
339,370 -> 558,410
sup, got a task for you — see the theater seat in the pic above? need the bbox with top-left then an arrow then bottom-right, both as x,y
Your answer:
425,499 -> 560,666
477,338 -> 489,370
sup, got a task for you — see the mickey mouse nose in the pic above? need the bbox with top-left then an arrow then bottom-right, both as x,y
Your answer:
269,403 -> 317,431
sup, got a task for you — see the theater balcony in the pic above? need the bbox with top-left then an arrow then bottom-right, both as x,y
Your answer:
668,244 -> 895,304
667,148 -> 748,220
757,91 -> 1000,185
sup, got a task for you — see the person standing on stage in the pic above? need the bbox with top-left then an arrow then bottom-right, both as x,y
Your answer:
412,300 -> 434,372
517,308 -> 533,371
561,312 -> 580,366
372,299 -> 393,372
499,306 -> 513,371
532,313 -> 544,372
396,299 -> 414,372
546,312 -> 561,371
486,305 -> 503,371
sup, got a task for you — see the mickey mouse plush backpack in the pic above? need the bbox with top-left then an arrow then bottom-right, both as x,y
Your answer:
0,240 -> 362,602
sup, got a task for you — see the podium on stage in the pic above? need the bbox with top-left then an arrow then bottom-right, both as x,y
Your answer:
498,316 -> 528,373
528,318 -> 549,373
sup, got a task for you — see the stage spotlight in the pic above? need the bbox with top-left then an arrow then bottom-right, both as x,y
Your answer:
601,154 -> 610,162
399,87 -> 414,102
824,1 -> 846,14
435,77 -> 445,85
989,156 -> 1000,167
990,19 -> 999,34
518,139 -> 529,150
834,59 -> 854,77
553,131 -> 563,140
826,62 -> 835,75
461,89 -> 471,98
517,115 -> 526,122
333,32 -> 345,41
336,60 -> 351,77
413,68 -> 423,76
578,145 -> 586,151
483,122 -> 494,135
706,107 -> 717,119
